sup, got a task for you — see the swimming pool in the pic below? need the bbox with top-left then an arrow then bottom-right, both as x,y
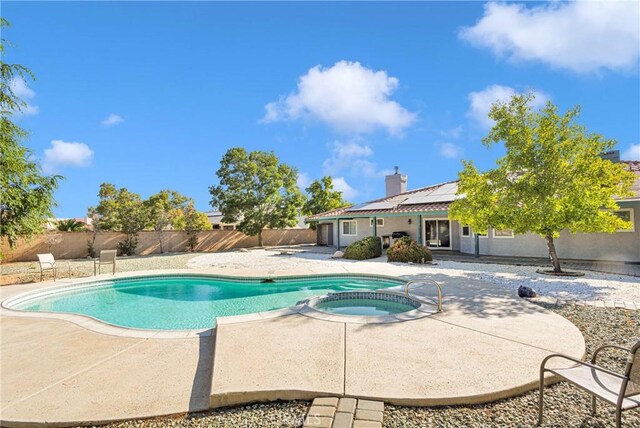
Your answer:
5,274 -> 405,330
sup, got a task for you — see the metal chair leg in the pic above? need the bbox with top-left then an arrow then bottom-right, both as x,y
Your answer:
538,372 -> 545,425
591,396 -> 596,415
615,406 -> 622,428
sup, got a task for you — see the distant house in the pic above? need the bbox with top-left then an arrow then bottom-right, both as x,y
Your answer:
205,210 -> 308,230
46,217 -> 94,231
205,211 -> 238,230
307,161 -> 640,263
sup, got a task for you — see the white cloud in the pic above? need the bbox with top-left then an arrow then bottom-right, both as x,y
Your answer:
262,60 -> 416,135
322,140 -> 373,175
9,77 -> 39,115
467,84 -> 548,128
440,143 -> 463,159
43,140 -> 94,173
460,1 -> 640,73
331,177 -> 358,200
322,140 -> 391,179
101,113 -> 124,126
440,125 -> 463,139
622,143 -> 640,161
297,172 -> 312,190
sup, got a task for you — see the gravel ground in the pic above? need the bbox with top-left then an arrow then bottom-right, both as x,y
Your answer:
0,253 -> 202,285
100,401 -> 309,428
97,304 -> 638,428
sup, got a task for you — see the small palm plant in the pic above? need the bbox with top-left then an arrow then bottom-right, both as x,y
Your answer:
56,219 -> 87,232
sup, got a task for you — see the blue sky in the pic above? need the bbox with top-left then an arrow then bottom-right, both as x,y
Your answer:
5,1 -> 640,217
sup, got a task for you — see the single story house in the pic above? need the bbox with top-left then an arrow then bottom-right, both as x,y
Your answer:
205,211 -> 238,230
307,161 -> 640,263
205,211 -> 308,230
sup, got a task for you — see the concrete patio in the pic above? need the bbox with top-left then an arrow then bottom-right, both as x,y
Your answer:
1,257 -> 586,427
211,278 -> 585,408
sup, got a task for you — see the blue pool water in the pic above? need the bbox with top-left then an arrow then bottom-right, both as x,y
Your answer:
315,299 -> 415,316
12,274 -> 403,330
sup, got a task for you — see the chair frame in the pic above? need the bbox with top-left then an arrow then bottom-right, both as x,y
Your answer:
538,342 -> 640,427
37,253 -> 57,281
94,250 -> 117,275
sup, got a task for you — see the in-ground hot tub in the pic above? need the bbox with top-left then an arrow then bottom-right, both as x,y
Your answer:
302,291 -> 435,323
313,291 -> 421,316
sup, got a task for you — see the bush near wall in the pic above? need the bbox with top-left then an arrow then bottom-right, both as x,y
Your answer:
343,236 -> 382,260
386,236 -> 432,263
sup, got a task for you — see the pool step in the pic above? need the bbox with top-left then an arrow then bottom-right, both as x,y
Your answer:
303,397 -> 384,428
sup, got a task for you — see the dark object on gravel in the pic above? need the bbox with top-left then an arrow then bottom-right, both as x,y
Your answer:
518,286 -> 537,298
343,236 -> 382,260
386,236 -> 433,264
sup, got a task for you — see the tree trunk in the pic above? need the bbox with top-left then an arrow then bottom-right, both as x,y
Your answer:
157,230 -> 164,254
258,230 -> 263,247
545,234 -> 563,273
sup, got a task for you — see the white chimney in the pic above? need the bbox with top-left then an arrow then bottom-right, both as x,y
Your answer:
385,166 -> 407,197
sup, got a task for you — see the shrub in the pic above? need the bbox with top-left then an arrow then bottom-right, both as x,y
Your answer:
186,232 -> 198,252
343,236 -> 382,260
117,235 -> 138,256
386,236 -> 432,263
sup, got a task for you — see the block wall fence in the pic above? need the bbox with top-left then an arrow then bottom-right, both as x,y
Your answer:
1,229 -> 316,262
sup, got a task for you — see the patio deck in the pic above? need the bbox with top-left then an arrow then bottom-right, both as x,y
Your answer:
1,264 -> 584,427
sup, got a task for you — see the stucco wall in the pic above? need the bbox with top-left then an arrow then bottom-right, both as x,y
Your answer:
458,202 -> 640,262
1,229 -> 316,262
321,206 -> 639,263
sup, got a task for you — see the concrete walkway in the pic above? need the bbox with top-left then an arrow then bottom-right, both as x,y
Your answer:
0,316 -> 213,426
211,278 -> 585,408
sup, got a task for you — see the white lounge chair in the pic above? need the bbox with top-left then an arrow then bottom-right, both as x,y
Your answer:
94,250 -> 117,275
538,341 -> 640,427
36,253 -> 57,281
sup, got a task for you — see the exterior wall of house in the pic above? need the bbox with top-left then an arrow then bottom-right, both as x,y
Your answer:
458,201 -> 640,262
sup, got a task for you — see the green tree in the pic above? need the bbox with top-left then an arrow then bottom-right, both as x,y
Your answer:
209,147 -> 304,246
179,202 -> 212,252
144,190 -> 190,253
89,183 -> 149,255
302,176 -> 350,229
449,94 -> 635,273
56,219 -> 87,232
0,19 -> 61,250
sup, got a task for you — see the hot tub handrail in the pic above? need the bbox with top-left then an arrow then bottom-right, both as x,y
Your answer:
404,279 -> 442,312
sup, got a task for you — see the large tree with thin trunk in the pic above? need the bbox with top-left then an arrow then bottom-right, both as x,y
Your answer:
209,147 -> 304,247
0,18 -> 61,251
144,190 -> 190,253
449,94 -> 635,273
89,183 -> 149,256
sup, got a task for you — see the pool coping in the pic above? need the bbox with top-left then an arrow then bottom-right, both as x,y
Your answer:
0,269 -> 412,338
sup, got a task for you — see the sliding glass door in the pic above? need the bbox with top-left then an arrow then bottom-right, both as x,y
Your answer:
425,219 -> 451,249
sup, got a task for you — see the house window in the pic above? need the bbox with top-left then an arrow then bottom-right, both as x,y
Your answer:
369,218 -> 384,227
342,221 -> 357,236
614,208 -> 635,232
493,229 -> 514,238
461,225 -> 471,237
222,225 -> 235,230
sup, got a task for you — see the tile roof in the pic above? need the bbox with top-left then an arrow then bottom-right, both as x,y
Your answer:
307,181 -> 458,220
308,161 -> 640,221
